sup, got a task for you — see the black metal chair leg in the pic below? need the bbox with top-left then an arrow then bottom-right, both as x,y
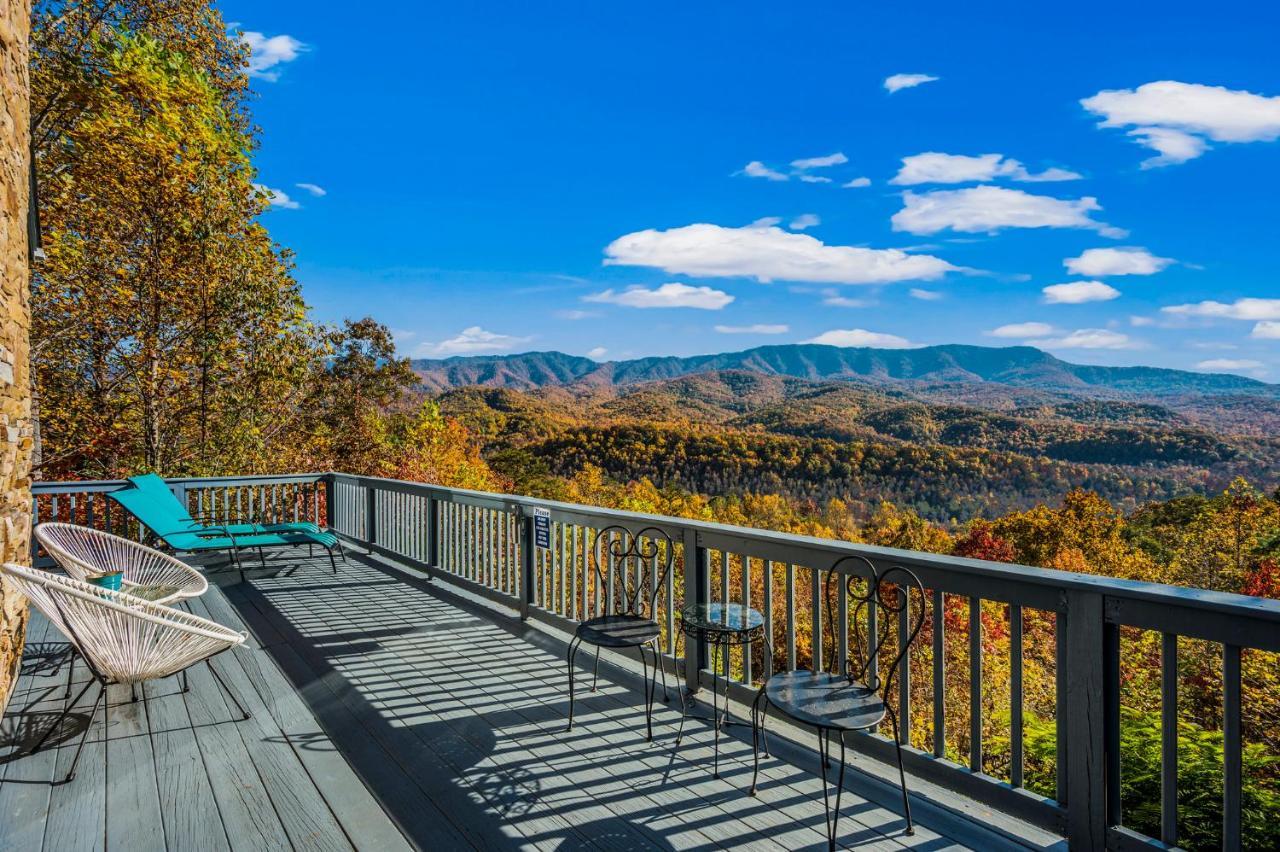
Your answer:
64,646 -> 75,702
30,678 -> 95,755
637,642 -> 654,741
205,659 -> 251,720
590,645 -> 601,692
180,668 -> 189,693
749,686 -> 767,795
256,547 -> 268,570
130,683 -> 138,703
327,547 -> 338,575
652,638 -> 669,702
889,712 -> 914,835
817,728 -> 847,851
62,681 -> 107,783
565,637 -> 581,732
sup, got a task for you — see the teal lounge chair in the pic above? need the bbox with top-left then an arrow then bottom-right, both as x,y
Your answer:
106,478 -> 344,580
127,473 -> 323,537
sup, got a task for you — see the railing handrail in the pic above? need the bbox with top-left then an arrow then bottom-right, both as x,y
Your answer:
329,471 -> 1280,633
32,473 -> 325,494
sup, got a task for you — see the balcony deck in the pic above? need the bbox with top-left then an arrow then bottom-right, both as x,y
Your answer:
1,548 -> 1063,851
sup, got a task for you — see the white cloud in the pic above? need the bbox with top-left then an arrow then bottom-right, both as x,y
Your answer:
1081,80 -> 1280,167
714,324 -> 790,334
1252,321 -> 1280,339
909,288 -> 943,301
791,152 -> 848,170
749,216 -> 783,228
789,213 -> 821,231
891,186 -> 1125,237
987,322 -> 1055,338
797,174 -> 833,184
1064,247 -> 1173,276
1039,329 -> 1137,349
822,289 -> 873,308
884,73 -> 939,94
584,282 -> 734,310
418,326 -> 532,357
296,182 -> 326,197
1163,299 -> 1280,320
890,152 -> 1081,185
1130,315 -> 1156,327
556,309 -> 598,320
605,223 -> 957,285
1196,358 -> 1264,372
587,346 -> 608,360
254,183 -> 300,209
1043,280 -> 1121,304
740,161 -> 789,181
241,31 -> 306,81
842,177 -> 872,188
805,328 -> 920,348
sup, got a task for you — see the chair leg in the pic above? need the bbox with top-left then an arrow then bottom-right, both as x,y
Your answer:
327,546 -> 338,575
180,668 -> 190,694
652,638 -> 669,702
130,683 -> 138,703
205,659 -> 251,721
30,678 -> 95,756
64,646 -> 75,702
637,642 -> 654,741
256,547 -> 268,570
817,728 -> 847,851
62,681 -> 107,783
749,686 -> 767,795
889,712 -> 914,835
565,637 -> 581,732
590,645 -> 601,692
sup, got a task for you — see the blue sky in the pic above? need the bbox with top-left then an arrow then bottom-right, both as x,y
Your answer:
227,1 -> 1280,378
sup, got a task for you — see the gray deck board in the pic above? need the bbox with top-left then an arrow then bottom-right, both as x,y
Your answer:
2,549 -> 1063,851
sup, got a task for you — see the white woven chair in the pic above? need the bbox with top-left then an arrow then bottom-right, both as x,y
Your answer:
35,522 -> 208,605
1,563 -> 250,783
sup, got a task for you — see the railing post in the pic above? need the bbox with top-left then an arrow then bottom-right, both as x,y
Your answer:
323,475 -> 335,530
365,484 -> 377,551
682,529 -> 707,692
520,509 -> 535,621
1064,589 -> 1109,850
170,480 -> 188,516
427,495 -> 440,569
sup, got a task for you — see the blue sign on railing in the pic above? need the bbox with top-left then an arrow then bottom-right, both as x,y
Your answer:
532,507 -> 551,549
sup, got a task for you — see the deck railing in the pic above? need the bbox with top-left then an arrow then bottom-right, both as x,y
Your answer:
31,473 -> 1280,851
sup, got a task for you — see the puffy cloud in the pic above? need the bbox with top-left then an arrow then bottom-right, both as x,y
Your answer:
1042,280 -> 1121,304
891,186 -> 1125,237
1081,80 -> 1280,167
821,290 -> 873,308
556,309 -> 598,320
804,328 -> 920,348
418,326 -> 533,357
241,31 -> 306,81
842,177 -> 872,188
1162,299 -> 1280,320
1064,247 -> 1173,276
797,174 -> 833,184
884,73 -> 939,93
1196,358 -> 1264,372
909,288 -> 943,301
586,347 -> 608,360
791,152 -> 848,170
1252,321 -> 1280,339
254,184 -> 300,209
584,282 -> 734,310
987,322 -> 1055,338
789,213 -> 821,230
295,182 -> 326,197
1038,329 -> 1137,349
890,152 -> 1081,185
604,222 -> 957,285
714,324 -> 790,334
740,161 -> 789,181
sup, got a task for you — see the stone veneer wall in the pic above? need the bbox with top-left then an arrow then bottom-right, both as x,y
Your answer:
0,0 -> 33,716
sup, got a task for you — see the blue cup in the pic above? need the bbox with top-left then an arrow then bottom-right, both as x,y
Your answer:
88,571 -> 123,592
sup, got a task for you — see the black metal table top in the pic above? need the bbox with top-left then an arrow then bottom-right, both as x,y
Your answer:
679,603 -> 765,645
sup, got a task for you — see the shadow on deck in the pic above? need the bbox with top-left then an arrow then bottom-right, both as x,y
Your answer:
1,549 -> 1066,851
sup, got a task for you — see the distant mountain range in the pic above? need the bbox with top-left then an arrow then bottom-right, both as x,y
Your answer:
413,344 -> 1277,399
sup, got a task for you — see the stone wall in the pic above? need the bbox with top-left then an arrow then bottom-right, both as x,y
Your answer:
0,0 -> 32,716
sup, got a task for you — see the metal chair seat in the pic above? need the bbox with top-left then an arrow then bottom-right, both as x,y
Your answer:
764,670 -> 885,732
575,614 -> 661,648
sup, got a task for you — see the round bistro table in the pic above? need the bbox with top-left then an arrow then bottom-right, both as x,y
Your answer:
676,602 -> 768,778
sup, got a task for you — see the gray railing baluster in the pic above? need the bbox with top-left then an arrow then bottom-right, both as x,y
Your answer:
934,589 -> 945,759
1011,604 -> 1024,787
1056,611 -> 1068,806
969,596 -> 982,772
742,555 -> 752,683
1105,622 -> 1121,827
762,559 -> 773,679
720,551 -> 730,677
785,563 -> 796,672
811,565 -> 823,672
898,586 -> 909,745
1223,644 -> 1242,852
837,569 -> 849,677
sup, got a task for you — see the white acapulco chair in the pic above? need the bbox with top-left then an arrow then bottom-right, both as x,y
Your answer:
35,522 -> 208,605
1,563 -> 251,783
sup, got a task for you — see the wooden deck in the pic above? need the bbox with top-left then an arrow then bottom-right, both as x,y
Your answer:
1,549 -> 1065,851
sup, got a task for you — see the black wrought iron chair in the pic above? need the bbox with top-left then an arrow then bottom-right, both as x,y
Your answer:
749,555 -> 925,848
565,525 -> 674,741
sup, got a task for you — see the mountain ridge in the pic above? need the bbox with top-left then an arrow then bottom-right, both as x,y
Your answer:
413,344 -> 1277,398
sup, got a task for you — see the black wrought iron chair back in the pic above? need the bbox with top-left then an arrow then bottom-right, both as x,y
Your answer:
751,554 -> 926,849
564,525 -> 675,740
